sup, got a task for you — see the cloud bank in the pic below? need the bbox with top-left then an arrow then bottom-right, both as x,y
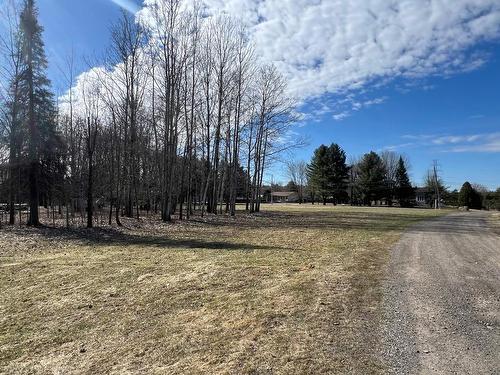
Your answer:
69,0 -> 500,123
169,0 -> 500,100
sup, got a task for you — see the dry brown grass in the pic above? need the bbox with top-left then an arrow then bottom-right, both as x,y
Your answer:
0,205 -> 447,374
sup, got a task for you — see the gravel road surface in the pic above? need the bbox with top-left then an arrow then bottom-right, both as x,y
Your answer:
381,211 -> 500,374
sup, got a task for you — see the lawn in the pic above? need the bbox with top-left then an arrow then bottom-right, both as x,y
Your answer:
0,205 -> 447,374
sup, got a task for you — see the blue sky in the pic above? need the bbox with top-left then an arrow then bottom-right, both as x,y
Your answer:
34,0 -> 500,190
36,0 -> 137,93
292,58 -> 500,190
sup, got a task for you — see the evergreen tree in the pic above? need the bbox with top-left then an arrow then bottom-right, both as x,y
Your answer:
484,188 -> 500,210
458,182 -> 482,209
442,189 -> 459,207
357,151 -> 387,205
307,143 -> 349,205
394,156 -> 414,207
328,144 -> 350,204
18,0 -> 58,225
458,181 -> 474,208
307,145 -> 329,204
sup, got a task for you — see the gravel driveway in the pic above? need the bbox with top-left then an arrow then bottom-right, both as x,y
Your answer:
381,211 -> 500,374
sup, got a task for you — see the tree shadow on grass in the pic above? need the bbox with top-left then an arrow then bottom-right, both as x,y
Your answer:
8,226 -> 282,252
5,211 -> 489,253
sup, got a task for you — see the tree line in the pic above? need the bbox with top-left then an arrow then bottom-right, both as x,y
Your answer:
453,182 -> 499,210
286,144 -> 414,206
285,143 -> 500,209
0,0 -> 298,227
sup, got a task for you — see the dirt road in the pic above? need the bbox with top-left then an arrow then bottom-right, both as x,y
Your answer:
381,211 -> 500,374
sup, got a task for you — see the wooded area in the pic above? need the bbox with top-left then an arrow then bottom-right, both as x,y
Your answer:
0,0 -> 299,227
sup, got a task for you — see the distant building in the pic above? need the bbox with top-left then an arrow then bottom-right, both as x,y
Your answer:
415,187 -> 428,207
268,191 -> 299,203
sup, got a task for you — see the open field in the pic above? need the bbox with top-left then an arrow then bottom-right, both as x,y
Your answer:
0,205 -> 448,374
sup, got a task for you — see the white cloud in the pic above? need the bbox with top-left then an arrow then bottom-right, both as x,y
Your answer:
393,132 -> 500,153
324,95 -> 387,121
449,142 -> 500,152
167,0 -> 500,99
447,133 -> 500,152
432,134 -> 482,145
332,112 -> 350,121
110,0 -> 141,14
381,142 -> 416,152
66,0 -> 500,123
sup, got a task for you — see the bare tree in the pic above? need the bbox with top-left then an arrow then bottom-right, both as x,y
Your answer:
81,74 -> 102,227
286,160 -> 307,203
11,1 -> 301,229
0,0 -> 22,224
250,65 -> 296,212
109,10 -> 147,218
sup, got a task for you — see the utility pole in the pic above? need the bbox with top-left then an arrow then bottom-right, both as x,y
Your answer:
432,160 -> 441,209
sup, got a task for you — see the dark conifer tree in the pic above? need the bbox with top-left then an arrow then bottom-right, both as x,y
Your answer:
458,181 -> 473,208
458,181 -> 482,209
395,156 -> 414,207
18,0 -> 58,225
357,151 -> 387,205
328,143 -> 350,204
307,143 -> 349,205
307,145 -> 330,204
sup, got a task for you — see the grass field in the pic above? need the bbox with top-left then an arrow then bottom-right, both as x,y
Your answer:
0,205 -> 447,374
